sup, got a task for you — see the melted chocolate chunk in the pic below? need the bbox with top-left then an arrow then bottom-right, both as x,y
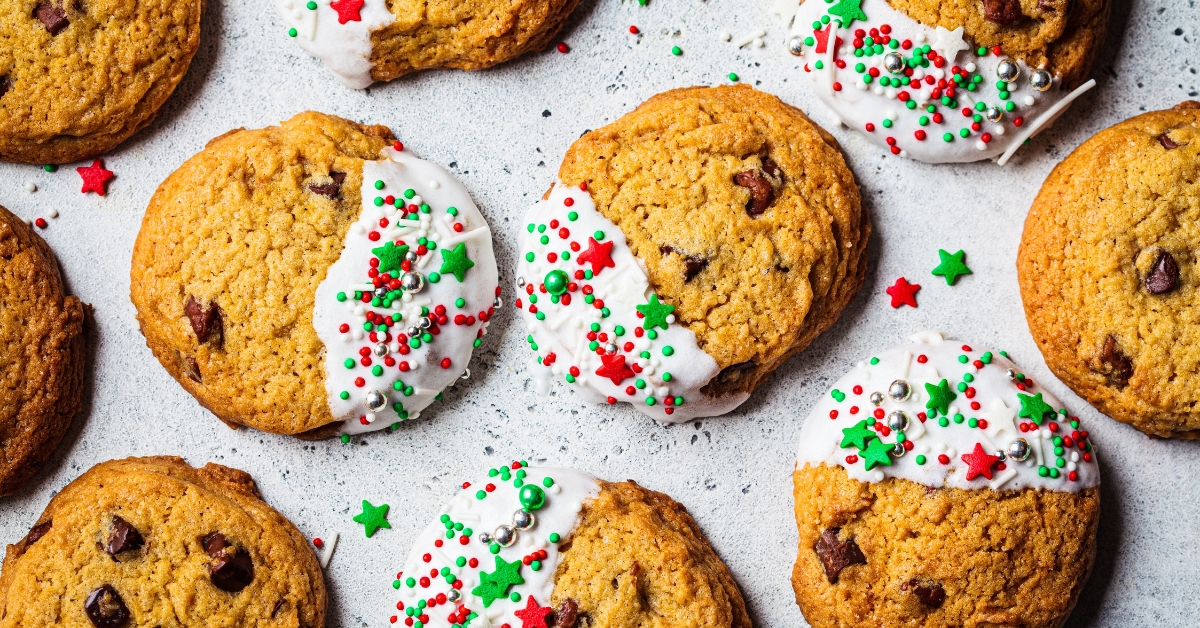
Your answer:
105,516 -> 144,556
684,255 -> 708,282
1144,249 -> 1180,294
554,598 -> 579,628
1159,134 -> 1180,150
84,585 -> 129,628
983,0 -> 1023,24
308,172 -> 347,198
1098,335 -> 1134,388
203,533 -> 254,592
182,355 -> 201,383
24,520 -> 52,548
906,579 -> 946,608
34,3 -> 69,35
814,527 -> 866,583
184,295 -> 223,345
733,169 -> 776,217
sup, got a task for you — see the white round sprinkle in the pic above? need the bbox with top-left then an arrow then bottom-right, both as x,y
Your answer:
46,208 -> 58,218
752,37 -> 764,48
429,180 -> 440,189
24,182 -> 37,193
719,31 -> 731,42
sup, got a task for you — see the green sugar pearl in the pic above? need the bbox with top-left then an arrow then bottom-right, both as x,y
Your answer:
336,291 -> 347,302
549,533 -> 561,543
567,211 -> 578,221
662,346 -> 674,356
728,73 -> 739,82
671,46 -> 682,56
287,27 -> 297,37
343,358 -> 355,369
915,455 -> 927,465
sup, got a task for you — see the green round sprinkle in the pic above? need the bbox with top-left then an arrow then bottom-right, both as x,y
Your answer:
339,391 -> 349,400
43,164 -> 57,172
915,455 -> 926,465
343,358 -> 355,369
728,73 -> 738,82
938,417 -> 950,427
340,434 -> 350,443
662,372 -> 672,382
943,133 -> 954,142
549,532 -> 560,543
671,46 -> 682,56
662,346 -> 674,356
288,27 -> 297,37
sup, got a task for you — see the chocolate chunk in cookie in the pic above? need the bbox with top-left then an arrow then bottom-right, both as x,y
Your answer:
184,296 -> 223,345
982,0 -> 1023,24
84,585 -> 129,628
105,516 -> 144,556
308,172 -> 347,198
34,3 -> 69,35
1144,250 -> 1180,294
814,527 -> 866,583
204,532 -> 255,592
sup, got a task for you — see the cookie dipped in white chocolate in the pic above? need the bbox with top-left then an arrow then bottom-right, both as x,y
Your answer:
275,0 -> 394,88
796,331 -> 1099,491
780,0 -> 1095,164
391,463 -> 600,628
312,143 -> 499,436
514,182 -> 749,423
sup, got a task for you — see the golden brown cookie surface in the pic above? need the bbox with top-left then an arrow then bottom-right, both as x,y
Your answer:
130,112 -> 393,436
556,85 -> 869,398
792,464 -> 1098,628
1018,102 -> 1200,439
0,456 -> 326,627
0,204 -> 86,497
0,0 -> 204,164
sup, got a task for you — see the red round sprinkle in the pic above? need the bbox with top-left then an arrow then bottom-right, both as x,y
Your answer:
557,42 -> 569,53
629,25 -> 639,34
34,217 -> 48,229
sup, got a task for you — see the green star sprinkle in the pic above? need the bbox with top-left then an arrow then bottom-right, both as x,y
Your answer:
826,0 -> 868,26
372,242 -> 409,275
471,555 -> 525,607
924,379 -> 957,415
839,420 -> 877,450
1017,392 -> 1055,425
931,249 -> 972,285
439,242 -> 475,282
860,438 -> 894,470
636,294 -> 675,330
352,500 -> 391,537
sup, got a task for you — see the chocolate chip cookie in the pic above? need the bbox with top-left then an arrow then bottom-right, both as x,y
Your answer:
275,0 -> 579,88
0,0 -> 205,164
515,85 -> 869,421
0,457 -> 325,627
0,204 -> 86,497
1018,101 -> 1200,439
131,112 -> 499,438
392,462 -> 750,628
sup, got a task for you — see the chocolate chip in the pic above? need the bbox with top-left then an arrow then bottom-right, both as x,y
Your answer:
1145,249 -> 1180,294
34,3 -> 69,35
554,598 -> 579,628
684,255 -> 708,282
814,527 -> 866,583
203,533 -> 254,592
733,169 -> 776,216
906,579 -> 946,608
84,585 -> 129,628
0,76 -> 10,99
1160,134 -> 1180,150
181,354 -> 201,383
308,172 -> 346,198
982,0 -> 1022,24
659,244 -> 675,255
761,157 -> 783,181
1098,335 -> 1134,388
24,520 -> 52,548
105,516 -> 144,556
715,360 -> 756,385
184,295 -> 223,345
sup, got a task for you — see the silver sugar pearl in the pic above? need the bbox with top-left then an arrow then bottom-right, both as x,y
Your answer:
373,286 -> 389,299
787,36 -> 804,56
1008,438 -> 1032,461
986,106 -> 1004,122
512,510 -> 535,531
404,250 -> 419,263
407,325 -> 421,338
884,51 -> 906,74
400,271 -> 424,293
460,369 -> 471,380
493,296 -> 503,308
478,532 -> 492,545
997,57 -> 1020,83
869,391 -> 885,406
1006,368 -> 1017,380
887,410 -> 910,432
891,442 -> 906,458
418,316 -> 433,329
373,343 -> 390,357
605,342 -> 618,355
888,379 -> 911,401
517,276 -> 527,288
995,450 -> 1007,462
493,524 -> 516,547
1030,69 -> 1052,91
446,589 -> 460,604
364,389 -> 387,412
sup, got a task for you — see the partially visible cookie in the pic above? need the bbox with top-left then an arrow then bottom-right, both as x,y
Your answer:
792,332 -> 1100,628
391,462 -> 750,628
131,112 -> 499,438
0,0 -> 205,164
1019,102 -> 1200,439
0,204 -> 86,497
515,85 -> 869,422
0,456 -> 326,627
274,0 -> 579,88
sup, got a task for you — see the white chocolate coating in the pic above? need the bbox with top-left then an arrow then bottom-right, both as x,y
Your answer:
796,331 -> 1099,491
514,182 -> 749,423
275,0 -> 393,88
312,146 -> 498,435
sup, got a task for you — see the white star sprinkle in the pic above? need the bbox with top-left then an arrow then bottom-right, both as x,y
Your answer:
932,26 -> 969,62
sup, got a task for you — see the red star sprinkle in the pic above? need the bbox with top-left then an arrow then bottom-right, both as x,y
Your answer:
595,353 -> 634,386
886,277 -> 920,308
330,0 -> 364,23
77,160 -> 114,196
961,442 -> 1001,481
576,237 -> 616,275
513,596 -> 553,628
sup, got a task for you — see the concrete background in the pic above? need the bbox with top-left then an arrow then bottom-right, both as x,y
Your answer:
1,0 -> 1198,625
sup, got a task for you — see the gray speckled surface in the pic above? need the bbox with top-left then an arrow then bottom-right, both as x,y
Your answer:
1,0 -> 1199,625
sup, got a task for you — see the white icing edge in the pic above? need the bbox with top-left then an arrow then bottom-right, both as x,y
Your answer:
394,467 -> 601,628
312,146 -> 498,434
275,0 -> 394,88
996,79 -> 1096,165
796,331 -> 1100,492
515,182 -> 749,423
